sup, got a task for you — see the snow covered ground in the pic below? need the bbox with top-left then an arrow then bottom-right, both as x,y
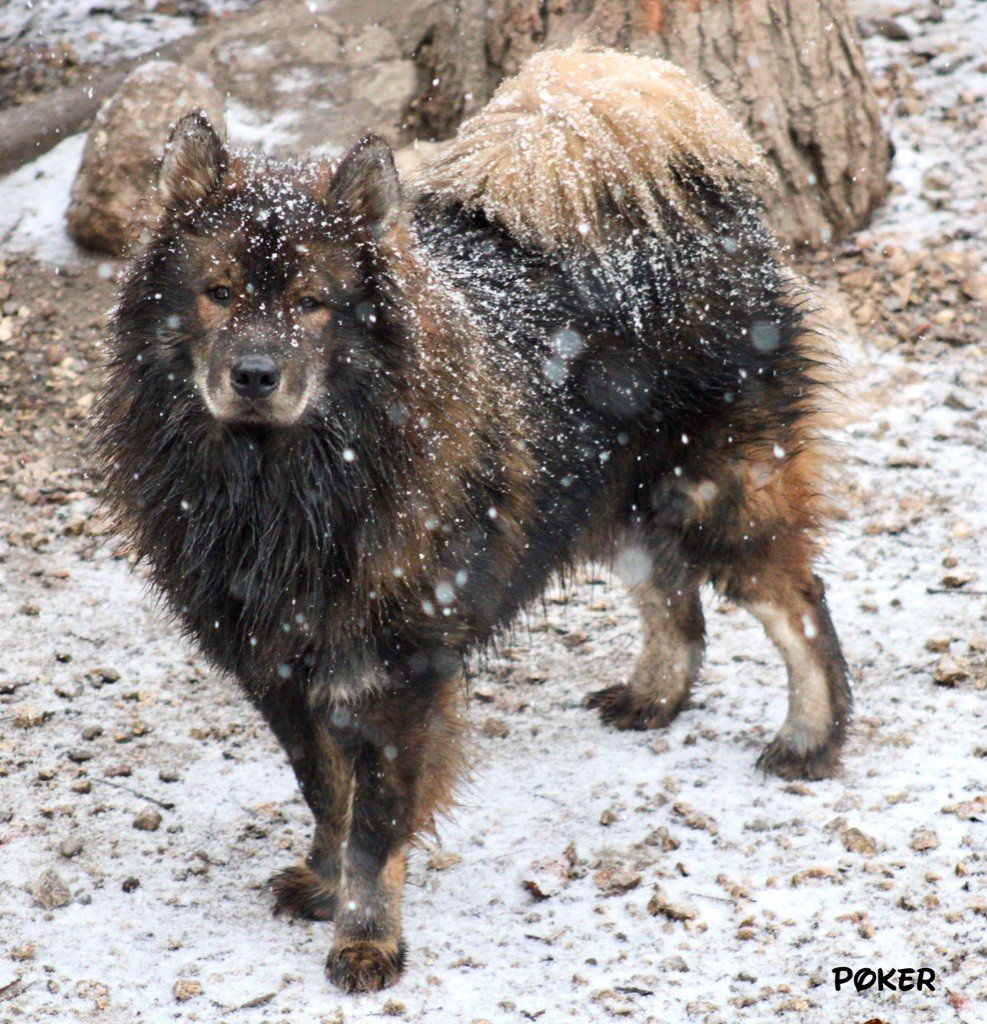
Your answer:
0,2 -> 984,1022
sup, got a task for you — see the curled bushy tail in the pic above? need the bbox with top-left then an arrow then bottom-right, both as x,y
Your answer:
414,48 -> 772,250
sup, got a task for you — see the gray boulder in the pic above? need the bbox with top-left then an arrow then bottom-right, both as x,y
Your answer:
66,61 -> 224,256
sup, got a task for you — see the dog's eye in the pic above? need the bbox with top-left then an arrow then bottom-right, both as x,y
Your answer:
206,285 -> 232,304
297,296 -> 323,313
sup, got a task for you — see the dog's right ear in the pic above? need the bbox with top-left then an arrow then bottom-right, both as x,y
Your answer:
158,111 -> 226,211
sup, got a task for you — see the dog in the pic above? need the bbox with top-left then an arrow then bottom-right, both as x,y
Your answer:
92,48 -> 851,992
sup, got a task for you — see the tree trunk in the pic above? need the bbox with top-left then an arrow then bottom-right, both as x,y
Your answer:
409,0 -> 891,249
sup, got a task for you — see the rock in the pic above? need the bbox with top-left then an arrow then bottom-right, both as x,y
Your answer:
841,827 -> 878,856
32,868 -> 71,909
660,955 -> 690,972
872,18 -> 912,41
524,846 -> 578,900
382,999 -> 407,1016
910,827 -> 940,852
593,866 -> 641,895
179,0 -> 429,157
960,272 -> 987,302
647,886 -> 698,922
134,808 -> 163,832
481,717 -> 509,739
59,836 -> 84,859
173,978 -> 203,1002
426,850 -> 461,871
66,61 -> 225,256
644,826 -> 680,852
934,656 -> 970,686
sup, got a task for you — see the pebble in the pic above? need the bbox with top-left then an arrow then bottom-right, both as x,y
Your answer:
660,955 -> 689,972
173,978 -> 202,1002
593,866 -> 641,895
872,17 -> 912,41
647,886 -> 698,922
934,655 -> 970,686
134,808 -> 162,832
32,868 -> 71,910
910,827 -> 940,852
841,827 -> 878,856
59,836 -> 84,858
66,748 -> 92,763
481,717 -> 509,739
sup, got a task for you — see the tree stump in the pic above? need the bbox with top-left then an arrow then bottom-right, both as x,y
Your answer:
410,0 -> 891,248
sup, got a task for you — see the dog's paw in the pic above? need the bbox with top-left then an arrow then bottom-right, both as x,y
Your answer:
326,940 -> 406,993
585,684 -> 686,731
270,864 -> 336,921
756,734 -> 842,781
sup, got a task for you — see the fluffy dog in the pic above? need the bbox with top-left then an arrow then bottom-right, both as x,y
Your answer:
93,49 -> 851,991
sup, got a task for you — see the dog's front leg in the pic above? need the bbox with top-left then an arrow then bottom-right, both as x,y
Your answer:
253,682 -> 353,921
324,667 -> 466,993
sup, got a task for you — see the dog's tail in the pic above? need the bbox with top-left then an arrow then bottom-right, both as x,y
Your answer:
414,47 -> 772,251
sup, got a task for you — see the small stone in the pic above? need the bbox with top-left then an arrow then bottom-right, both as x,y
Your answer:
32,868 -> 71,910
940,570 -> 972,589
660,955 -> 689,972
647,886 -> 698,922
173,978 -> 202,1002
426,850 -> 462,871
910,827 -> 940,852
841,827 -> 878,856
134,808 -> 162,832
593,866 -> 641,895
13,706 -> 44,729
644,826 -> 680,851
44,344 -> 66,366
122,876 -> 141,893
671,802 -> 718,836
59,836 -> 84,859
66,748 -> 92,763
960,271 -> 987,303
382,998 -> 407,1016
159,769 -> 180,783
934,656 -> 970,686
481,717 -> 509,739
924,636 -> 952,653
872,17 -> 911,41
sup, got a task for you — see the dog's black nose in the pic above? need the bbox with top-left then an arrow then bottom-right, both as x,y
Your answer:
230,355 -> 281,400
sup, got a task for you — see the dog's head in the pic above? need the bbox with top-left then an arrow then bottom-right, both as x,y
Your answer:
125,111 -> 405,429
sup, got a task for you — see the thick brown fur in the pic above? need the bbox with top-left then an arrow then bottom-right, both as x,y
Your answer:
92,50 -> 851,991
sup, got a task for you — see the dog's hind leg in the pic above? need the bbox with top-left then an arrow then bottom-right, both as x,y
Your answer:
723,535 -> 851,780
255,684 -> 352,921
587,570 -> 705,731
326,666 -> 466,993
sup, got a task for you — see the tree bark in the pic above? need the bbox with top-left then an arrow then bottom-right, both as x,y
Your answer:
409,0 -> 891,249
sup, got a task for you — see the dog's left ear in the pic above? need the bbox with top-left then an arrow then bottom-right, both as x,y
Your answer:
327,135 -> 402,237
